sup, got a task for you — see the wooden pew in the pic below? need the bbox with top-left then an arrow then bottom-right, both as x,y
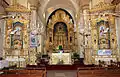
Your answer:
77,67 -> 120,77
0,67 -> 46,77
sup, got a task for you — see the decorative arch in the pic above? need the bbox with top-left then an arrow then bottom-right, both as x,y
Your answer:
46,8 -> 75,52
13,22 -> 24,28
47,8 -> 74,25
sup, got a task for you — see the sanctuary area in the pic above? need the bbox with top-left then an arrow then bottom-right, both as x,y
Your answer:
0,0 -> 120,77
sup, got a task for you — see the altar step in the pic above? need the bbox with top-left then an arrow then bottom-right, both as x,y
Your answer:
47,70 -> 77,77
46,64 -> 93,70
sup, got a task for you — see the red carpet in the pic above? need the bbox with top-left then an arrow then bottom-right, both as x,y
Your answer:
46,64 -> 95,70
46,65 -> 82,70
27,64 -> 95,70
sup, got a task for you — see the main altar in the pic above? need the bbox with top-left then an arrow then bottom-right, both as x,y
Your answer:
50,52 -> 72,65
45,9 -> 75,65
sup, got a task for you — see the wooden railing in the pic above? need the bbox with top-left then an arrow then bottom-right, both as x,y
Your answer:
0,67 -> 46,77
77,67 -> 120,77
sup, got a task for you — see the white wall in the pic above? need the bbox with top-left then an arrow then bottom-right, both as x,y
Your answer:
0,19 -> 5,57
115,3 -> 120,59
18,0 -> 29,8
0,6 -> 5,14
116,17 -> 120,54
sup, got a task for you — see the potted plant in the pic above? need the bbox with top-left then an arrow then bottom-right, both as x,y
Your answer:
72,52 -> 80,64
35,52 -> 42,65
41,53 -> 50,65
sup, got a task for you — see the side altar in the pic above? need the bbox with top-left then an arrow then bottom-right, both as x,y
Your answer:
49,52 -> 72,65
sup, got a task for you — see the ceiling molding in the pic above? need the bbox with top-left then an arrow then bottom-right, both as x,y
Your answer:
112,0 -> 120,5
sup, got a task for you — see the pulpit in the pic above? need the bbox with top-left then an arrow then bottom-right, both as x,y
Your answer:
50,53 -> 72,65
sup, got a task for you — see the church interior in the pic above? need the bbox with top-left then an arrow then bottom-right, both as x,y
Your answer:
0,0 -> 120,77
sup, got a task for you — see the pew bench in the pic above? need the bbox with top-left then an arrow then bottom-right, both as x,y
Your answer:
0,67 -> 46,77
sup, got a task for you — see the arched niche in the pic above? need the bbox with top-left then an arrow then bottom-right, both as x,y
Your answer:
97,20 -> 110,49
11,22 -> 24,50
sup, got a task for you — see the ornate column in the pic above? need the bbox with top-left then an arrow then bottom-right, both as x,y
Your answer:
29,5 -> 37,65
78,7 -> 84,59
81,5 -> 92,64
37,18 -> 45,54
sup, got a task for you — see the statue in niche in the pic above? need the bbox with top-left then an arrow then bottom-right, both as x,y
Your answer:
98,21 -> 110,49
10,22 -> 23,49
99,26 -> 109,36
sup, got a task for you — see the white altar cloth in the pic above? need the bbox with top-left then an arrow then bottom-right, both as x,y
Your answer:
50,53 -> 72,65
0,60 -> 9,69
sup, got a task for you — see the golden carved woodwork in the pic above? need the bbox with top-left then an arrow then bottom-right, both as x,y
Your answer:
109,15 -> 115,25
5,14 -> 29,56
90,2 -> 116,13
46,10 -> 74,52
112,0 -> 120,5
91,13 -> 117,57
0,13 -> 5,16
90,3 -> 117,56
5,3 -> 31,13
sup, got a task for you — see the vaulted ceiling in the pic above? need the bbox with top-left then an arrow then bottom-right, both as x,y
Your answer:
38,0 -> 81,22
28,0 -> 114,23
29,0 -> 90,24
1,0 -> 120,24
2,0 -> 119,16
